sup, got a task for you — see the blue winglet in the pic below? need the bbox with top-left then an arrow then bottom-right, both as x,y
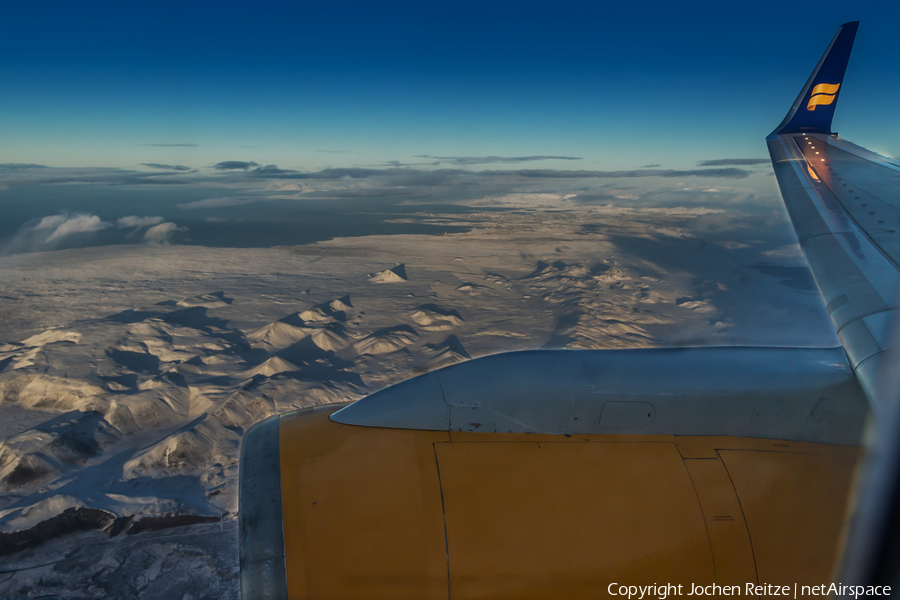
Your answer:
770,21 -> 859,137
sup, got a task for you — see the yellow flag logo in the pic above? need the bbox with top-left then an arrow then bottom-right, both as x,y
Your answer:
807,83 -> 841,111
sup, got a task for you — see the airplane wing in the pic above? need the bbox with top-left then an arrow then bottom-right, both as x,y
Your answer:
767,21 -> 900,589
238,22 -> 884,600
767,21 -> 900,410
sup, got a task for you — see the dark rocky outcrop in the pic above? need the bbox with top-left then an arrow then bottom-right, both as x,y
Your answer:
0,507 -> 221,557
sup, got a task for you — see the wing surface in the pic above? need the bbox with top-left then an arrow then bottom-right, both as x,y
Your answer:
768,22 -> 900,409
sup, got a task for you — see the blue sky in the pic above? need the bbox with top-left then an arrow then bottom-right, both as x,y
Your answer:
2,0 -> 899,171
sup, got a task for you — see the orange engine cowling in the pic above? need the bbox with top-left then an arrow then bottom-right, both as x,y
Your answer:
239,348 -> 867,599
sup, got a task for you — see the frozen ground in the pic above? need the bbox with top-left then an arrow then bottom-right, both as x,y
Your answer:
0,203 -> 837,598
0,521 -> 237,599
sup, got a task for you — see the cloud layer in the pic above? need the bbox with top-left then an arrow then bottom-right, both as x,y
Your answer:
415,155 -> 583,165
0,155 -> 774,253
3,213 -> 186,255
141,163 -> 192,171
213,161 -> 259,170
0,156 -> 761,190
697,158 -> 769,166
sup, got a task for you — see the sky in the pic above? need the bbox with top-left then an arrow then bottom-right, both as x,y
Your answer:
1,0 -> 899,252
3,0 -> 899,170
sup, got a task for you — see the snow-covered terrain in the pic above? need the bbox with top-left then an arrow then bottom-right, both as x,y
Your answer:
0,203 -> 837,597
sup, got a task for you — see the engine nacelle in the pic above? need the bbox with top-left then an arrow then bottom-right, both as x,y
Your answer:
240,347 -> 868,599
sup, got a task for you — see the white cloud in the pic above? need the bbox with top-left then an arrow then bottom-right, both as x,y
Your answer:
44,214 -> 111,242
2,213 -> 114,254
117,216 -> 165,228
34,214 -> 69,231
2,212 -> 191,254
144,222 -> 188,244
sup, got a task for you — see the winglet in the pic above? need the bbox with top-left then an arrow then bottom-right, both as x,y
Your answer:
770,21 -> 859,137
